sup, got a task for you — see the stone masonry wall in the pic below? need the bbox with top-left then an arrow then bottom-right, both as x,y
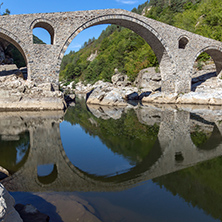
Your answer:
0,9 -> 222,93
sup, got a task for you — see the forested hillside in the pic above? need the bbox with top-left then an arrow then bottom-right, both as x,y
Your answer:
60,0 -> 222,85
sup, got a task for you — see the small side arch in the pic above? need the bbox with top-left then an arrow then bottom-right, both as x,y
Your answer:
191,46 -> 222,77
30,19 -> 55,45
178,35 -> 189,49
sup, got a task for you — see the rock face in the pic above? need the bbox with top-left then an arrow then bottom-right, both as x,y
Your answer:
71,67 -> 161,106
0,183 -> 23,222
0,72 -> 66,110
134,67 -> 161,92
65,63 -> 222,107
87,50 -> 98,62
111,69 -> 131,87
86,80 -> 139,106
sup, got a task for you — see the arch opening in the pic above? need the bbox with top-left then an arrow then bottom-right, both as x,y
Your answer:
178,36 -> 189,49
60,24 -> 160,87
191,48 -> 222,92
33,21 -> 54,45
59,15 -> 174,93
0,33 -> 28,79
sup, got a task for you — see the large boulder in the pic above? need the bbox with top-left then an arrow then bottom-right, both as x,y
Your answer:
74,81 -> 93,95
111,69 -> 131,87
87,85 -> 126,106
86,79 -> 139,106
134,67 -> 161,91
87,50 -> 98,62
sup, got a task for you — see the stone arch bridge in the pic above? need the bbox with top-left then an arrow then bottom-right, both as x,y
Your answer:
1,9 -> 222,93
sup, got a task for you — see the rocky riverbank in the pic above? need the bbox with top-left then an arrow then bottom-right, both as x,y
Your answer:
62,63 -> 222,106
0,65 -> 66,111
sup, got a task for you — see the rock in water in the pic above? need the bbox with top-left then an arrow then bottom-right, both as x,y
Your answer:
15,204 -> 50,222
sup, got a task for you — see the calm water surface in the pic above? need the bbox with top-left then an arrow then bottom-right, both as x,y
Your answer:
1,99 -> 222,222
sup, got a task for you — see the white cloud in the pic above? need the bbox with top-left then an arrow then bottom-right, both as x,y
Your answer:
69,43 -> 82,50
64,43 -> 82,54
116,0 -> 138,5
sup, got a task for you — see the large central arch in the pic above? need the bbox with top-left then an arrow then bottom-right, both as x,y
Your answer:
58,13 -> 176,92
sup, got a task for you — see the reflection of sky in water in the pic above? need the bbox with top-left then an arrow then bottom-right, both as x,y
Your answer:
60,121 -> 134,176
37,164 -> 54,177
16,143 -> 29,164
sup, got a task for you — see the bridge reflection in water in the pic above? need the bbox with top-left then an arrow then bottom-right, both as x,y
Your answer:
1,104 -> 222,192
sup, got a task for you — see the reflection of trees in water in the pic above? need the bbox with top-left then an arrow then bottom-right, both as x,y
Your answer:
0,131 -> 30,174
153,156 -> 222,221
64,98 -> 159,164
190,125 -> 209,148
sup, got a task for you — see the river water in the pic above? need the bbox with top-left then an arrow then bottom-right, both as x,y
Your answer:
1,98 -> 222,222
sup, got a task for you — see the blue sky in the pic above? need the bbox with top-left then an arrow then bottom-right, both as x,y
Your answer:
2,0 -> 147,53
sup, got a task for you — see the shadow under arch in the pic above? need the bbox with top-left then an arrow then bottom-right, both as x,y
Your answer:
191,46 -> 222,78
60,138 -> 162,185
37,164 -> 58,185
0,30 -> 28,65
58,12 -> 175,86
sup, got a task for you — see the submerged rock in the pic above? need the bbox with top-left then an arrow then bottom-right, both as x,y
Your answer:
134,67 -> 161,92
15,204 -> 50,222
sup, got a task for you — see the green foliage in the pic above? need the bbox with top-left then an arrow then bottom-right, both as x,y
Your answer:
190,125 -> 209,147
0,131 -> 30,174
60,0 -> 222,84
2,8 -> 10,15
33,35 -> 45,44
132,1 -> 149,14
0,2 -> 10,16
60,25 -> 158,83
